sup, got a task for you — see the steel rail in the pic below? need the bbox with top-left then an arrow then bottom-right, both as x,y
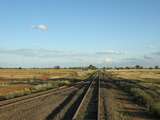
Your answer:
0,81 -> 84,108
97,71 -> 101,120
72,72 -> 98,120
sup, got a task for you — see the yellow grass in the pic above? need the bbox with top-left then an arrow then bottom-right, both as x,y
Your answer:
107,69 -> 160,117
0,69 -> 93,80
0,69 -> 94,98
108,69 -> 160,83
0,84 -> 32,96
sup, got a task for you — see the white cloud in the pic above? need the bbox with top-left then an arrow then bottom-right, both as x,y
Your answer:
104,58 -> 112,63
0,49 -> 63,57
96,50 -> 124,55
32,24 -> 48,31
1,48 -> 159,67
0,48 -> 116,67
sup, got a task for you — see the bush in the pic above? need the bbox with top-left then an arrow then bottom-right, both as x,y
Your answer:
32,83 -> 54,92
116,81 -> 154,108
130,87 -> 154,108
115,80 -> 160,117
0,80 -> 72,100
150,102 -> 160,116
57,80 -> 71,87
0,88 -> 32,100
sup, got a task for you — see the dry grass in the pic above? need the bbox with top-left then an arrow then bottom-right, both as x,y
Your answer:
106,69 -> 160,117
0,84 -> 32,96
0,69 -> 93,80
0,69 -> 94,100
108,69 -> 160,83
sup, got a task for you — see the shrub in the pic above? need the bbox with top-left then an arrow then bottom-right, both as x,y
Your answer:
130,87 -> 154,108
115,80 -> 160,117
0,88 -> 32,100
32,83 -> 54,92
57,80 -> 71,87
0,80 -> 72,100
150,102 -> 160,116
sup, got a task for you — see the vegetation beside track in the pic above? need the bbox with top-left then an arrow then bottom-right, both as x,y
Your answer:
0,69 -> 95,100
105,70 -> 160,117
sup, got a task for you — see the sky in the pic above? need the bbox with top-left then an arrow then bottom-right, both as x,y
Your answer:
0,0 -> 160,67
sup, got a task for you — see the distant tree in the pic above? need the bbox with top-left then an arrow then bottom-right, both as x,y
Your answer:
120,67 -> 124,69
135,65 -> 140,69
155,65 -> 159,69
140,66 -> 143,69
88,65 -> 97,70
54,66 -> 60,69
105,67 -> 112,70
102,67 -> 106,71
135,65 -> 143,69
115,67 -> 119,70
125,66 -> 130,69
18,67 -> 22,69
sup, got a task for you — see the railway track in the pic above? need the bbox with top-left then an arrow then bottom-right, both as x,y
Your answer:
0,80 -> 89,120
0,81 -> 84,108
44,72 -> 101,120
0,72 -> 102,120
71,72 -> 100,120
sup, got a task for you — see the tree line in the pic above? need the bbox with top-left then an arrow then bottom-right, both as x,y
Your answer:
0,65 -> 159,70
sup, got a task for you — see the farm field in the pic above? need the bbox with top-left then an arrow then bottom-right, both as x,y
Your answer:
0,68 -> 92,80
108,69 -> 160,83
0,69 -> 93,100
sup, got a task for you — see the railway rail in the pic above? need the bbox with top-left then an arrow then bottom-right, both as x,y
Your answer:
71,72 -> 101,120
0,81 -> 84,108
0,72 -> 102,120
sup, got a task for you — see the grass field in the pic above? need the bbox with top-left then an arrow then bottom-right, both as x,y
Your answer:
108,69 -> 160,83
0,69 -> 94,100
106,69 -> 160,117
0,69 -> 92,80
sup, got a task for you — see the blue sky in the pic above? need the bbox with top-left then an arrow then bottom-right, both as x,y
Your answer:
0,0 -> 160,67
